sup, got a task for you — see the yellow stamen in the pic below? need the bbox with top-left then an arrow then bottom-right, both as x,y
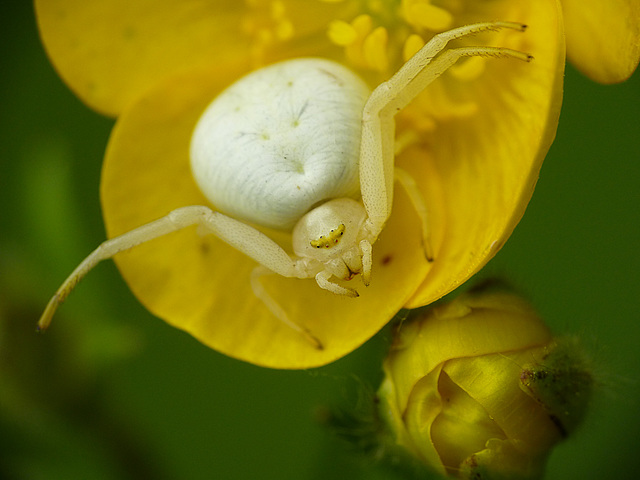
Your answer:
363,26 -> 389,72
271,0 -> 285,18
403,33 -> 425,62
343,15 -> 373,69
242,0 -> 295,66
275,19 -> 294,40
327,20 -> 358,46
366,0 -> 386,15
403,0 -> 453,32
351,14 -> 373,37
256,28 -> 273,46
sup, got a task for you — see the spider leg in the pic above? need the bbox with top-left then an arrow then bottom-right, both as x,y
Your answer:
395,167 -> 434,262
250,267 -> 323,349
38,205 -> 303,332
359,22 -> 532,242
315,270 -> 359,297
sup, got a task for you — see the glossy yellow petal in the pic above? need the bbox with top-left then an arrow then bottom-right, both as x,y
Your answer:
403,0 -> 565,308
35,0 -> 342,116
444,352 -> 562,454
379,364 -> 446,473
562,0 -> 640,83
429,369 -> 509,471
101,67 -> 431,369
402,366 -> 447,472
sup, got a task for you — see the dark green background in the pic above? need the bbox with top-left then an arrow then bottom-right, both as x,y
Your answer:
1,2 -> 638,479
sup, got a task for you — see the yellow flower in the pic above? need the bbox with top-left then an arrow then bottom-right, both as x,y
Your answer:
35,0 -> 565,368
378,289 -> 592,479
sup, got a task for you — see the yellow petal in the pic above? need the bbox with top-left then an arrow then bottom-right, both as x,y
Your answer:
402,366 -> 447,472
34,1 -> 246,116
35,0 -> 342,116
100,66 -> 431,369
562,0 -> 640,83
379,368 -> 446,473
403,0 -> 565,308
444,352 -> 563,454
429,369 -> 508,471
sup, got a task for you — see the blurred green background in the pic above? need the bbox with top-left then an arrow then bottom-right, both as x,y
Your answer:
1,2 -> 638,479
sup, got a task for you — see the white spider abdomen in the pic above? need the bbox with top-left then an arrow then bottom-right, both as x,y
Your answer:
190,58 -> 371,231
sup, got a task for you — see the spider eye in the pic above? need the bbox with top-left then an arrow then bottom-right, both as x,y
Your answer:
309,223 -> 346,249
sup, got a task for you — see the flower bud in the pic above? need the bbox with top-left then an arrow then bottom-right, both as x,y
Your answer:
378,289 -> 592,479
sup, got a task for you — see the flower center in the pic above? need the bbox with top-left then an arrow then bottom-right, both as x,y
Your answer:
320,0 -> 487,133
323,0 -> 462,74
241,0 -> 295,66
241,0 -> 489,133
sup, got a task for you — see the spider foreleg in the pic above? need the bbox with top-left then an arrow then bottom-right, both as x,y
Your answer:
359,240 -> 373,286
250,267 -> 323,350
38,205 -> 302,332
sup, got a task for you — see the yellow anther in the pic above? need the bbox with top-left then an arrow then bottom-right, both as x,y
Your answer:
275,19 -> 294,40
328,19 -> 358,46
324,0 -> 459,73
351,14 -> 373,37
342,15 -> 374,69
450,56 -> 487,81
363,26 -> 389,72
403,0 -> 453,32
403,33 -> 425,62
271,0 -> 285,19
242,0 -> 295,66
256,28 -> 273,46
366,0 -> 386,15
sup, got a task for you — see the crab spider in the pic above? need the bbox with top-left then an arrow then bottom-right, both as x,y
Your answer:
38,22 -> 532,348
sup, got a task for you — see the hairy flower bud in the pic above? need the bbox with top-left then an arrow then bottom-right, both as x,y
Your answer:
378,289 -> 592,479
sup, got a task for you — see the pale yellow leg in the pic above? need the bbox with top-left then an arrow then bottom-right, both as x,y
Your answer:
250,267 -> 324,349
38,205 -> 303,332
359,22 -> 532,242
395,167 -> 434,262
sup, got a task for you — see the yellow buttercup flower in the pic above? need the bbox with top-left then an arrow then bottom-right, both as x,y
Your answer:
35,0 -> 565,368
378,289 -> 593,479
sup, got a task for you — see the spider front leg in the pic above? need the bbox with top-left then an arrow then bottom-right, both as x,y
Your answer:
37,205 -> 321,345
358,21 -> 533,247
250,267 -> 323,349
